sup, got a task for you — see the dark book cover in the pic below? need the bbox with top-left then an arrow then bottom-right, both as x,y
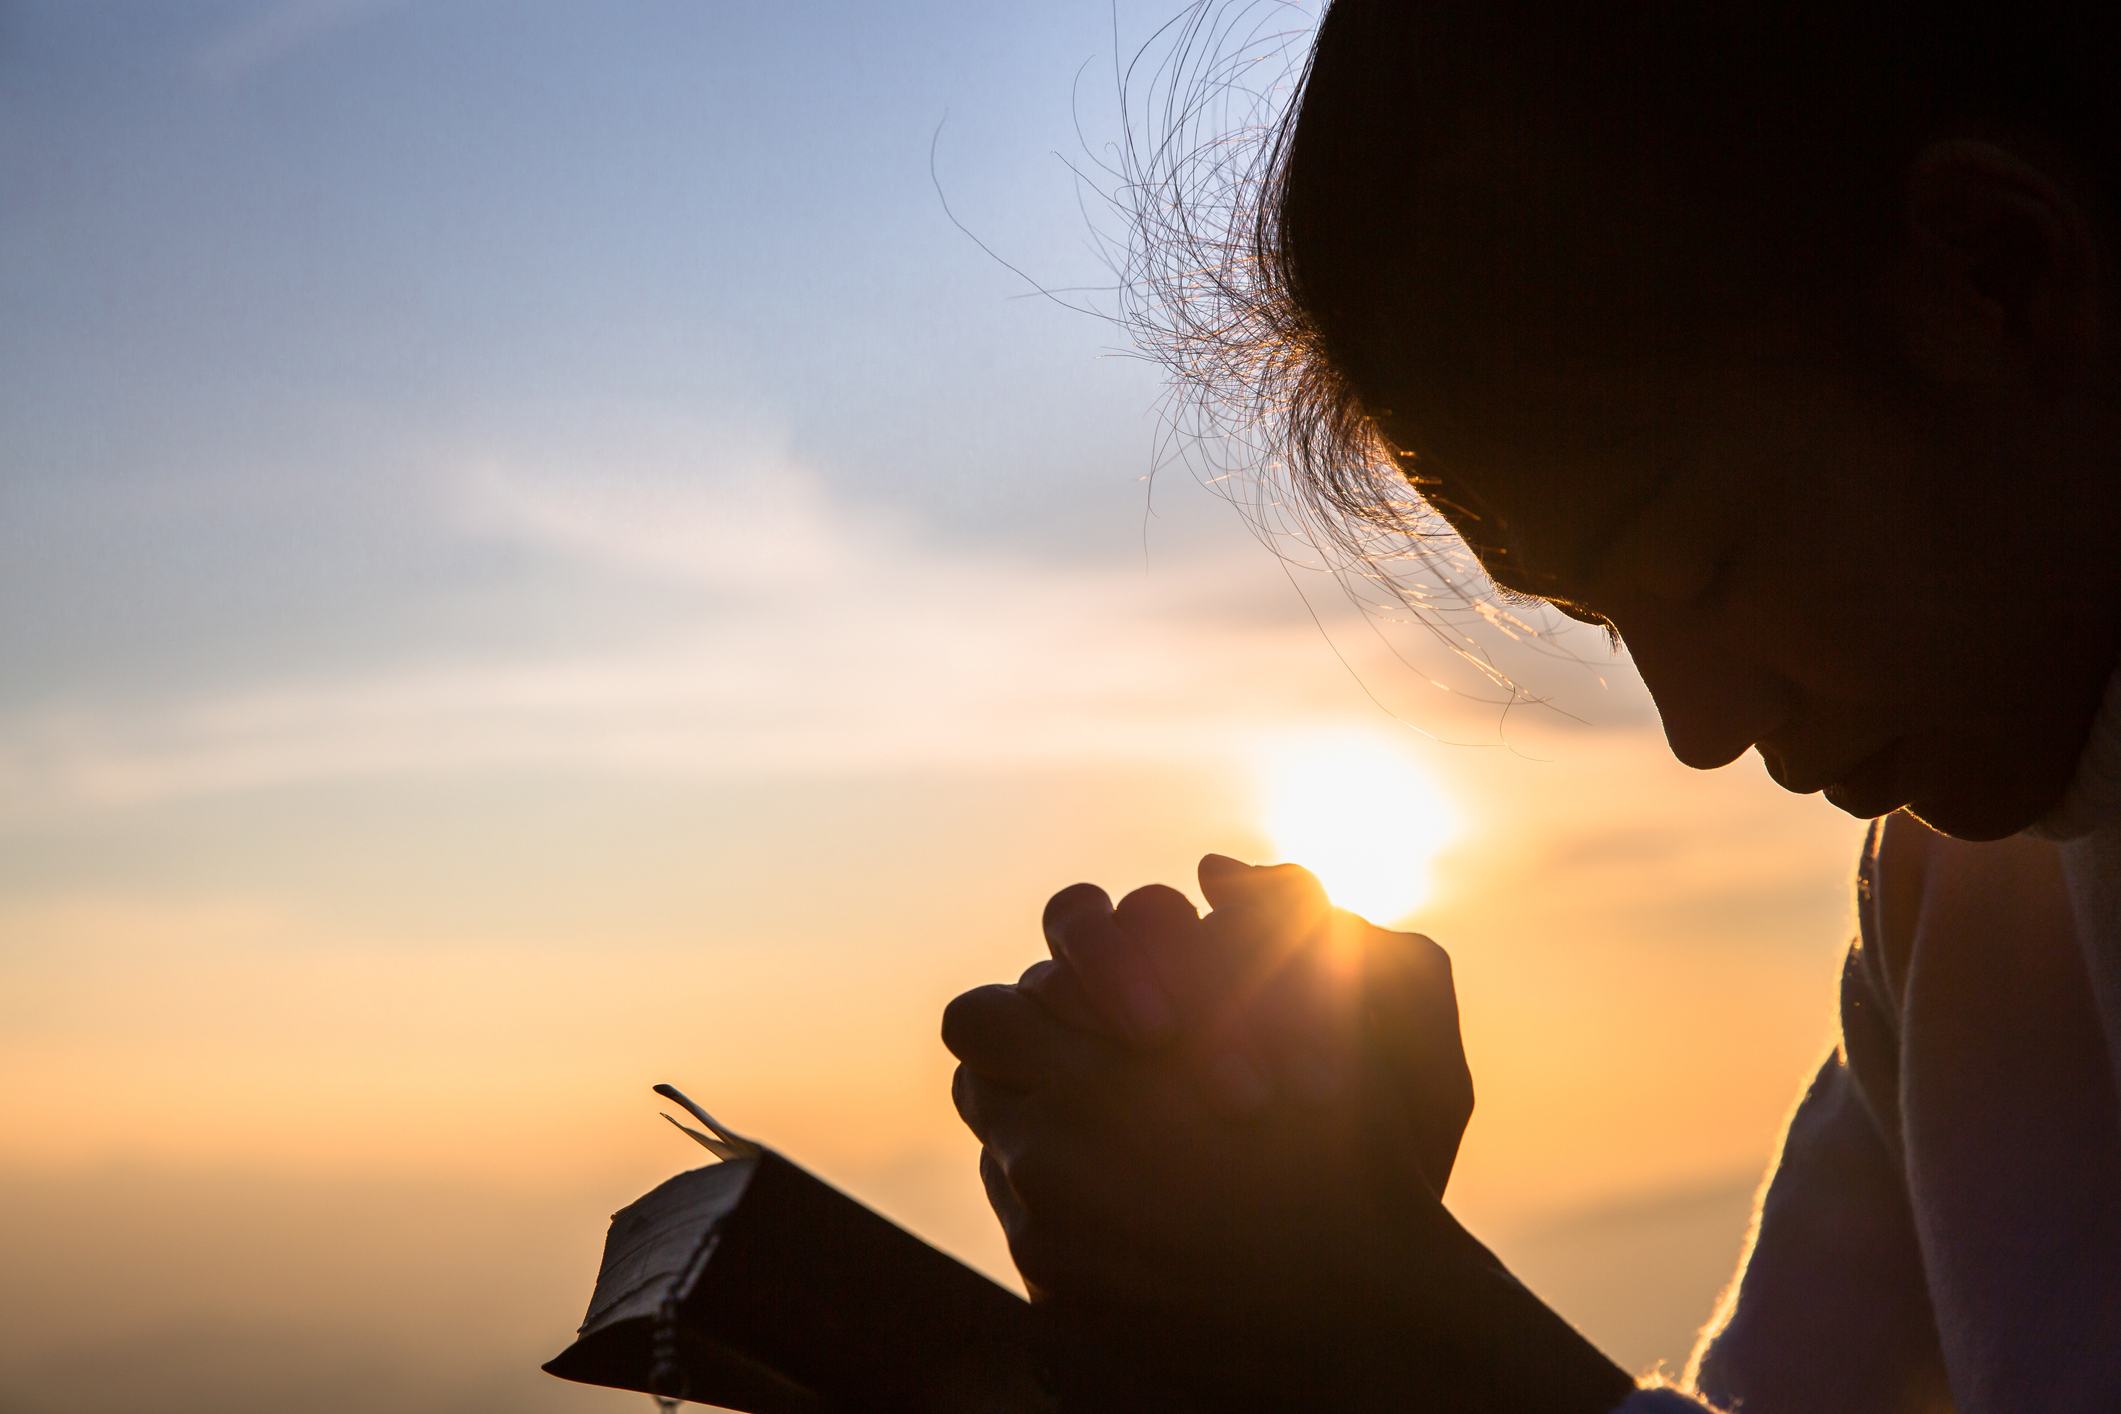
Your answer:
544,1092 -> 1059,1413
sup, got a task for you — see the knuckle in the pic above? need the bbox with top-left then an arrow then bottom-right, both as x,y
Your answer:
1262,862 -> 1329,904
951,1064 -> 981,1127
1377,930 -> 1455,987
999,1144 -> 1068,1214
1006,1228 -> 1073,1297
1115,881 -> 1196,920
939,983 -> 1012,1059
1042,882 -> 1112,934
980,1146 -> 1026,1220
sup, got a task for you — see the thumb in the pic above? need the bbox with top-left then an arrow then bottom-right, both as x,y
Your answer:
1362,928 -> 1474,1196
1198,855 -> 1332,924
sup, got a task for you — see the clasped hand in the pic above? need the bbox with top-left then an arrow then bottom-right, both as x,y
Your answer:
942,855 -> 1480,1401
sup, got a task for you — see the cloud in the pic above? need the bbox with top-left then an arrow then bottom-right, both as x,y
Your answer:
0,460 -> 1329,814
0,578 -> 1350,814
0,412 -> 1640,818
451,426 -> 866,592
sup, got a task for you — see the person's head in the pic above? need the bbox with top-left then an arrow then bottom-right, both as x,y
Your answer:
1221,0 -> 2121,839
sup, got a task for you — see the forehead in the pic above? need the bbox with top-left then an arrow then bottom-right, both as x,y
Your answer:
1343,103 -> 1843,578
1358,55 -> 1794,440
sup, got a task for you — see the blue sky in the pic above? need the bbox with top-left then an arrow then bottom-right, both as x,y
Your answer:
0,0 -> 1655,828
1,0 -> 1192,699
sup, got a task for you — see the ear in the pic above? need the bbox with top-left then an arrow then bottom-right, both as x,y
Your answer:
1893,138 -> 2104,387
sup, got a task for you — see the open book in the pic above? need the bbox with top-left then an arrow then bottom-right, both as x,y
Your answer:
542,1086 -> 1059,1412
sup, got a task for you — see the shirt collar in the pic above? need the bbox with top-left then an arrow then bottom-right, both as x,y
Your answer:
2029,666 -> 2121,842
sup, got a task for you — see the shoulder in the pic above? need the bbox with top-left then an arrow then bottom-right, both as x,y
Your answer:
1864,810 -> 2070,999
1857,805 -> 2070,1038
1842,812 -> 2073,1146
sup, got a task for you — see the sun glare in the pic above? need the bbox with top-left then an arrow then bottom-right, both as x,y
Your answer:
1256,731 -> 1460,925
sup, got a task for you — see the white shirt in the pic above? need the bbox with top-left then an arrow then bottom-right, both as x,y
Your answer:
1618,674 -> 2121,1414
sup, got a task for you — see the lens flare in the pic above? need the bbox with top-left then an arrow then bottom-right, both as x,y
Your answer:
1256,731 -> 1459,924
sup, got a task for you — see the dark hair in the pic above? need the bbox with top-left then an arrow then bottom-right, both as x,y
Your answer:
1123,1 -> 2121,550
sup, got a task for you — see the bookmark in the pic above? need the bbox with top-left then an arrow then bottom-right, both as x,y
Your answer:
654,1082 -> 761,1161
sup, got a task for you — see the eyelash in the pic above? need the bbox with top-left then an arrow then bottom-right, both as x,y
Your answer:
1492,587 -> 1623,650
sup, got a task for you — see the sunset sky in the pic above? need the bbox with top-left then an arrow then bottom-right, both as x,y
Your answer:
0,4 -> 1872,1409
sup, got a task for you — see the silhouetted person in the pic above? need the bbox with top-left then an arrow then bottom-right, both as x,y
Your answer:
945,4 -> 2121,1411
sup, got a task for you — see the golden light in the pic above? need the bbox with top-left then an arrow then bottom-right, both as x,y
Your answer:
1255,730 -> 1460,925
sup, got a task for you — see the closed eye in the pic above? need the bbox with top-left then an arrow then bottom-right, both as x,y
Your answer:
1556,600 -> 1623,651
1491,586 -> 1623,650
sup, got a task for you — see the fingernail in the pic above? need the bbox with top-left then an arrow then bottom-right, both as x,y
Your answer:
1203,1051 -> 1272,1118
1124,979 -> 1175,1040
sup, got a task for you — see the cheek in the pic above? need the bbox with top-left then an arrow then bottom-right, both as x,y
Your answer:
1720,489 -> 1968,701
1730,482 -> 2116,820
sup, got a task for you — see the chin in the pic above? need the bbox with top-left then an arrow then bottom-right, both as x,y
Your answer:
1817,761 -> 2061,842
1821,726 -> 2082,843
1895,764 -> 2073,842
1897,797 -> 2039,844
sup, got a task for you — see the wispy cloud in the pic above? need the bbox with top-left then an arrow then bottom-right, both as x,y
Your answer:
0,580 -> 1363,814
0,452 -> 1348,814
0,413 -> 1635,818
451,425 -> 864,592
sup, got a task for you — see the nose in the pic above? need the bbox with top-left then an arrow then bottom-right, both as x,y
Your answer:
1619,613 -> 1793,771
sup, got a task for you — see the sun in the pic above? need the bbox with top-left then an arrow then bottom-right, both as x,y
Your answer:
1255,730 -> 1460,925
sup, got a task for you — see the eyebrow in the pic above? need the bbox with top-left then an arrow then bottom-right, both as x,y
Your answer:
1434,474 -> 1658,652
1412,417 -> 1674,608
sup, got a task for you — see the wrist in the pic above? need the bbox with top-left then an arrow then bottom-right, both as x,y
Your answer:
1057,1210 -> 1637,1414
1335,1204 -> 1637,1414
